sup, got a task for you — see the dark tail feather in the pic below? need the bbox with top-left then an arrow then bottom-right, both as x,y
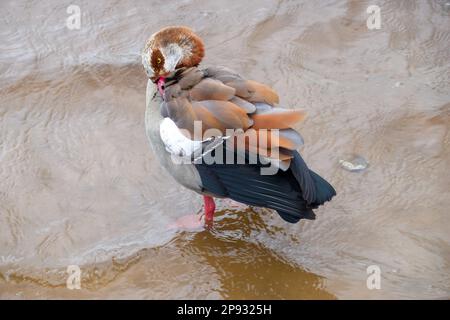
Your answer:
277,208 -> 315,223
278,168 -> 335,222
195,147 -> 335,224
291,151 -> 336,207
308,170 -> 336,208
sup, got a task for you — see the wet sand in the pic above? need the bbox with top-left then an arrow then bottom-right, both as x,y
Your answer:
0,0 -> 449,299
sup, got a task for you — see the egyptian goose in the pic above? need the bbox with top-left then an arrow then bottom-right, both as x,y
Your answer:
141,26 -> 335,227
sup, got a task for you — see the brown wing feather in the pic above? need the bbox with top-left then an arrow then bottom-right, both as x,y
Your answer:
189,78 -> 236,101
252,109 -> 306,130
199,100 -> 252,130
225,80 -> 279,105
204,67 -> 279,105
164,99 -> 197,133
248,129 -> 304,150
176,68 -> 204,89
204,66 -> 243,83
163,66 -> 305,162
245,80 -> 280,105
191,102 -> 226,133
229,96 -> 256,113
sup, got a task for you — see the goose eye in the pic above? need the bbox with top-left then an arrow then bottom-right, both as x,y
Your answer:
157,57 -> 162,64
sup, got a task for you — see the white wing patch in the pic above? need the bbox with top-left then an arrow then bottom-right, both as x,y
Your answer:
159,117 -> 291,171
159,117 -> 230,163
159,118 -> 202,158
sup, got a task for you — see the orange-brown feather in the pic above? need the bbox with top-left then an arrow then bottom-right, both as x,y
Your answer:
189,78 -> 236,101
191,102 -> 226,134
246,80 -> 279,105
225,80 -> 279,105
251,109 -> 306,130
247,129 -> 300,150
199,100 -> 252,130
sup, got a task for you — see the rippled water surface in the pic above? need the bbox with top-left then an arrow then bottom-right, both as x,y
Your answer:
0,0 -> 449,299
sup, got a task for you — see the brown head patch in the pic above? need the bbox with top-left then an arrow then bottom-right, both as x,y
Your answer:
151,49 -> 165,74
175,28 -> 205,68
143,26 -> 206,80
152,26 -> 205,69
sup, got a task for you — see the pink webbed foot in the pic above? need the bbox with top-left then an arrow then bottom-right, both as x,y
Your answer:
167,195 -> 216,231
168,213 -> 204,231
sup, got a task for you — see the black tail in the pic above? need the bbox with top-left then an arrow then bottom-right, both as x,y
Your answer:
290,151 -> 336,207
195,147 -> 336,224
308,169 -> 336,207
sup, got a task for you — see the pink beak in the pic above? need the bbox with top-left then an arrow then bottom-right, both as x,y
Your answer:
157,77 -> 166,97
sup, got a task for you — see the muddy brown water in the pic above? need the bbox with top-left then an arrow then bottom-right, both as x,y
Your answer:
0,0 -> 449,299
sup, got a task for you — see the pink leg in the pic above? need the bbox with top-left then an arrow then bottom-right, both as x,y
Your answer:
167,196 -> 216,231
203,195 -> 216,226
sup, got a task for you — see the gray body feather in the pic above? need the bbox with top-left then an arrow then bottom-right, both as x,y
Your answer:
145,80 -> 204,193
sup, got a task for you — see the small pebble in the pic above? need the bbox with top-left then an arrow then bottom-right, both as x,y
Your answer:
339,155 -> 369,172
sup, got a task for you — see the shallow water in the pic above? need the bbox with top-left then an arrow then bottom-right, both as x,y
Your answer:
0,0 -> 449,299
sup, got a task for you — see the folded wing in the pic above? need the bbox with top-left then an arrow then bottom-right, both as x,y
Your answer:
160,66 -> 306,168
158,66 -> 336,222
